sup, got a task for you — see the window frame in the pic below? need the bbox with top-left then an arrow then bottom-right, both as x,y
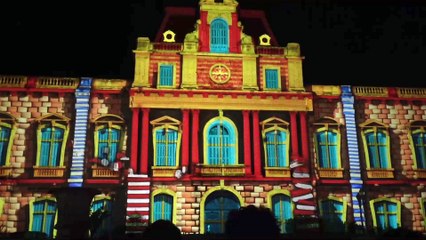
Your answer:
263,66 -> 281,91
35,114 -> 70,167
150,189 -> 177,224
29,197 -> 58,238
369,198 -> 401,231
360,120 -> 392,170
260,117 -> 290,168
157,63 -> 176,88
319,196 -> 347,232
409,120 -> 426,170
267,189 -> 294,234
203,114 -> 238,166
90,195 -> 113,237
92,114 -> 125,164
420,198 -> 426,230
0,112 -> 16,167
151,116 -> 182,168
210,18 -> 229,53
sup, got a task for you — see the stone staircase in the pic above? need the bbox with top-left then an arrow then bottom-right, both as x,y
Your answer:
126,173 -> 151,234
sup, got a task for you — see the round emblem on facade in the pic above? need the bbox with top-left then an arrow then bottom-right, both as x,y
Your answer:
209,63 -> 231,84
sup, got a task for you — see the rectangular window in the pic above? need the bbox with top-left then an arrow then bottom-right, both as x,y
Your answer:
40,127 -> 64,167
31,199 -> 57,238
97,128 -> 121,163
155,128 -> 178,166
316,131 -> 339,168
159,64 -> 174,87
366,131 -> 389,168
320,199 -> 345,233
373,201 -> 398,231
412,131 -> 426,169
265,130 -> 288,167
265,69 -> 279,90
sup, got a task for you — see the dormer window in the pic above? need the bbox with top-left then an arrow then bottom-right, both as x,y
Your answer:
210,18 -> 229,53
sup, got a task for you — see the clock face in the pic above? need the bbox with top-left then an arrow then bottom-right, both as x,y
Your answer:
209,63 -> 231,84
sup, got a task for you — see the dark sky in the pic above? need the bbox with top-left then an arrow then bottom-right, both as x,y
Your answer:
0,0 -> 425,87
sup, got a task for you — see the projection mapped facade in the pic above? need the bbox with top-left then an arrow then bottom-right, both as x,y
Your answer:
0,0 -> 425,238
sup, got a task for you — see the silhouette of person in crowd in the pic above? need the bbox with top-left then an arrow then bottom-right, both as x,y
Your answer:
141,220 -> 182,240
225,205 -> 281,240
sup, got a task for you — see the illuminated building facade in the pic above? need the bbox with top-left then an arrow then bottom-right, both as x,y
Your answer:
0,0 -> 425,238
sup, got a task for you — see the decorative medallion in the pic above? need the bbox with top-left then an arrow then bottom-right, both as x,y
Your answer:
209,63 -> 231,84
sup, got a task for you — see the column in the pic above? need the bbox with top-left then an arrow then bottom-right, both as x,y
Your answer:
290,112 -> 300,160
242,111 -> 252,175
252,111 -> 262,177
299,111 -> 309,162
182,109 -> 190,171
131,108 -> 140,172
140,108 -> 150,174
191,110 -> 200,170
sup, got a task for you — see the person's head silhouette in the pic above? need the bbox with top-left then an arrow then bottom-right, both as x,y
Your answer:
225,205 -> 280,240
142,220 -> 182,240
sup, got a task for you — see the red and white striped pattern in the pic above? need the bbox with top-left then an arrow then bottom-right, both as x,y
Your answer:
126,174 -> 151,234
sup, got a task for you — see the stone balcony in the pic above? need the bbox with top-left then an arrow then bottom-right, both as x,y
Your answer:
195,164 -> 245,177
318,168 -> 344,178
33,166 -> 66,178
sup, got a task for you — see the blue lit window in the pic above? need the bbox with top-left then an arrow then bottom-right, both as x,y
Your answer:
319,198 -> 346,233
154,127 -> 179,167
316,130 -> 339,168
159,64 -> 174,87
29,198 -> 57,238
204,190 -> 240,234
90,197 -> 112,238
365,130 -> 390,169
0,112 -> 15,166
264,129 -> 289,167
370,198 -> 400,231
205,117 -> 237,165
271,194 -> 293,233
210,18 -> 229,53
410,122 -> 426,169
265,69 -> 279,90
93,115 -> 124,165
152,194 -> 173,222
36,114 -> 70,167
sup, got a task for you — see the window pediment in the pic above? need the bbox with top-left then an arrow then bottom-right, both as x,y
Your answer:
359,119 -> 388,129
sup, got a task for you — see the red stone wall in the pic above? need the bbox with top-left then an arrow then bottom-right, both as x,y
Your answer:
148,53 -> 182,87
258,57 -> 288,91
196,57 -> 243,90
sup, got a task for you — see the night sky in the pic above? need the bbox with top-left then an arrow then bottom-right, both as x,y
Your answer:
0,0 -> 425,87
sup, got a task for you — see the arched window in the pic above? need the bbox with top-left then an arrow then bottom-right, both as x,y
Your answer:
29,197 -> 57,238
369,198 -> 401,231
409,120 -> 426,169
152,193 -> 174,222
204,190 -> 240,234
210,18 -> 229,53
204,115 -> 237,165
93,115 -> 125,165
319,197 -> 347,233
36,114 -> 70,167
360,120 -> 391,169
271,193 -> 293,233
0,112 -> 16,168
